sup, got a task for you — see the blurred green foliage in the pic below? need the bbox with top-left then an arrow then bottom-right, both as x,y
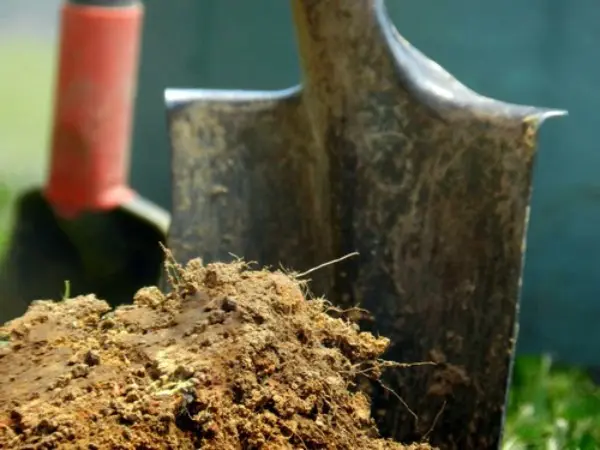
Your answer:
0,39 -> 53,172
0,38 -> 54,249
504,356 -> 600,449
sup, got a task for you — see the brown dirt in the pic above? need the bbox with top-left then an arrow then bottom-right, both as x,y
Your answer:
0,256 -> 434,449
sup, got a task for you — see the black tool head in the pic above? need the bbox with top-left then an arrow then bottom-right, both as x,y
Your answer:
0,190 -> 169,324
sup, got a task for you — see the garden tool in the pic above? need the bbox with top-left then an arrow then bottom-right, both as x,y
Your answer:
165,0 -> 565,448
134,0 -> 600,376
0,0 -> 169,323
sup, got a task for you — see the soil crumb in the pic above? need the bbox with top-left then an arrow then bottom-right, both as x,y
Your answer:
0,256 -> 434,449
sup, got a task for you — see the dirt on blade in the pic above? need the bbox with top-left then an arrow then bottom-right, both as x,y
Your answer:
0,255 -> 434,449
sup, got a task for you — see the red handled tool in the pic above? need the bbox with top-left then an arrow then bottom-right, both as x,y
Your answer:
46,0 -> 143,218
0,0 -> 169,322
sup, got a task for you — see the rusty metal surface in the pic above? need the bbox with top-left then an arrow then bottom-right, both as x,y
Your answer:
165,1 -> 565,448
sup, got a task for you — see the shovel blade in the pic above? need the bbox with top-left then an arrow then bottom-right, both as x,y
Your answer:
165,88 -> 335,295
165,1 -> 565,448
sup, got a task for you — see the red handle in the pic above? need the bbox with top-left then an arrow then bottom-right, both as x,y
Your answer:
44,1 -> 143,218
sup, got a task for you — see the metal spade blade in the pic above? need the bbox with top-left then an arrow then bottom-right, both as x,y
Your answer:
165,1 -> 565,448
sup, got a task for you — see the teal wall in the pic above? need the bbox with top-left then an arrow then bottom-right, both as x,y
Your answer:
131,0 -> 600,366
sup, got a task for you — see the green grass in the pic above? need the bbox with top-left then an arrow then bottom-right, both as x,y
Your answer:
2,36 -> 600,450
504,356 -> 600,449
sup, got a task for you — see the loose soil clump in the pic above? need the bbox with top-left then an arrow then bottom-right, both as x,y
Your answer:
0,256 -> 434,449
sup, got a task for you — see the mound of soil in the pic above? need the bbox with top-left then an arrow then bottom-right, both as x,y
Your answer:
0,256 -> 434,449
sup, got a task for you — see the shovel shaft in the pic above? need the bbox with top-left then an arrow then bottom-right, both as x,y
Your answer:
44,0 -> 143,218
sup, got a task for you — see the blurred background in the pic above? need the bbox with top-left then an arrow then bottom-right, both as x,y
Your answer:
1,1 -> 600,448
0,0 -> 60,246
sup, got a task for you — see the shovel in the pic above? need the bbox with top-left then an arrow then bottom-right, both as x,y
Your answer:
164,1 -> 565,448
0,0 -> 169,323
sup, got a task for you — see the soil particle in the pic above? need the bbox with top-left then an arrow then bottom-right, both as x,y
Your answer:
0,256 -> 434,449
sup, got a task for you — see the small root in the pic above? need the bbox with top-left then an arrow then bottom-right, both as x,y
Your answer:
294,252 -> 360,278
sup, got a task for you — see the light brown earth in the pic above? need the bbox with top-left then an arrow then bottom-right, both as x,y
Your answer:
0,255 -> 434,449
